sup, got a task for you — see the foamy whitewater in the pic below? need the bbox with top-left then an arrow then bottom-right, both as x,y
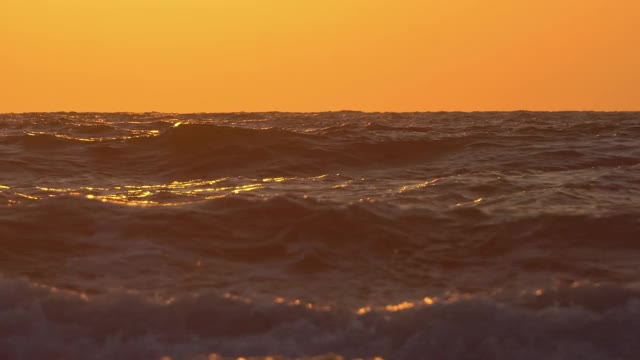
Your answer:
1,112 -> 639,360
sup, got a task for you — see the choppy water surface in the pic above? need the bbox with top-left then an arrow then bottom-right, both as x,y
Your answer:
1,112 -> 640,360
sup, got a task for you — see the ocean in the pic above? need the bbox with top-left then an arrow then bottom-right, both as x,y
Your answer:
1,111 -> 639,360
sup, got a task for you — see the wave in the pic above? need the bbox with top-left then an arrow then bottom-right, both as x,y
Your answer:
147,124 -> 315,148
2,112 -> 640,358
70,124 -> 121,134
3,113 -> 640,180
1,277 -> 639,360
365,122 -> 433,133
1,124 -> 474,179
2,195 -> 639,278
3,133 -> 83,148
3,193 -> 639,246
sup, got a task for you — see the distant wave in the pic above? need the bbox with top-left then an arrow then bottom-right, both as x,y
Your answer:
1,124 -> 476,179
4,133 -> 83,148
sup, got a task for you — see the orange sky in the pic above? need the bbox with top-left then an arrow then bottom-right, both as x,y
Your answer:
2,0 -> 639,112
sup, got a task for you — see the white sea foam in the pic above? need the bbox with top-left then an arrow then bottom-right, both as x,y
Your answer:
1,278 -> 640,360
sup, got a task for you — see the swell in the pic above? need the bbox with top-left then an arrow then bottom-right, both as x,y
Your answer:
122,124 -> 468,165
2,195 -> 639,283
3,120 -> 639,180
0,124 -> 472,179
1,277 -> 639,360
141,124 -> 315,148
134,125 -> 463,177
2,133 -> 82,149
3,194 -> 640,250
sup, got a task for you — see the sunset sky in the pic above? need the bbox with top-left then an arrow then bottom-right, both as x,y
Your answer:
2,0 -> 639,112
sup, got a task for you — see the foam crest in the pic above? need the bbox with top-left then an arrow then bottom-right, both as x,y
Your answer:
1,278 -> 639,360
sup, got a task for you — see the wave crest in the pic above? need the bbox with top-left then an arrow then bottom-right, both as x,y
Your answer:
1,277 -> 639,360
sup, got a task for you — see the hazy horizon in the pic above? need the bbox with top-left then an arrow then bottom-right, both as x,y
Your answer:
3,109 -> 640,115
3,0 -> 639,112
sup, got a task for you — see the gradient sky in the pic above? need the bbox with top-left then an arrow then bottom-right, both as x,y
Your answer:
2,0 -> 639,112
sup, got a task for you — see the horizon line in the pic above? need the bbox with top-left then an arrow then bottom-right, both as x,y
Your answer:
2,109 -> 640,115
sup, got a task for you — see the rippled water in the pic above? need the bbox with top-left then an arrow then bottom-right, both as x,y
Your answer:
1,112 -> 640,359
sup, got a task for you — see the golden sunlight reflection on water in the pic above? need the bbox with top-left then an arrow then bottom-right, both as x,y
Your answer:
398,178 -> 440,193
26,282 -> 371,316
23,129 -> 163,142
0,174 -> 485,210
6,175 -> 329,207
24,277 -> 593,319
23,178 -> 266,207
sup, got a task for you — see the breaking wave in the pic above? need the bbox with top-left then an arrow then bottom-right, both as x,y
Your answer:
1,277 -> 639,360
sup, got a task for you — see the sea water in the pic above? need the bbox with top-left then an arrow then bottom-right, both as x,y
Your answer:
1,112 -> 639,359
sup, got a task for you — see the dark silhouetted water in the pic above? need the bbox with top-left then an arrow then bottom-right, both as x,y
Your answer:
1,112 -> 640,360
